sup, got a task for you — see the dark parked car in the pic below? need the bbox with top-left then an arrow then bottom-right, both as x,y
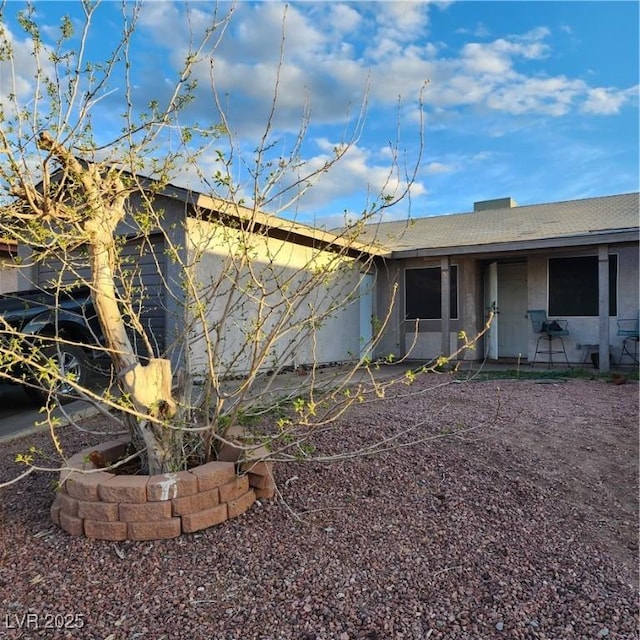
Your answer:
0,286 -> 108,402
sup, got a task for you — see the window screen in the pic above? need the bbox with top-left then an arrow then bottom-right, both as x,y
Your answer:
405,266 -> 458,320
548,255 -> 617,316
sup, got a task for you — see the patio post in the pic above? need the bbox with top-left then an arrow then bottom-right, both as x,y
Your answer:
598,244 -> 611,373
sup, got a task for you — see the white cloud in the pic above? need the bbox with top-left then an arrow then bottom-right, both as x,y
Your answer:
373,2 -> 432,45
137,1 -> 183,35
427,70 -> 493,107
581,87 -> 632,115
233,3 -> 326,63
461,30 -> 550,77
264,138 -> 427,216
0,24 -> 55,109
456,23 -> 490,38
486,75 -> 586,116
426,161 -> 453,174
162,132 -> 428,224
325,3 -> 362,35
461,41 -> 515,76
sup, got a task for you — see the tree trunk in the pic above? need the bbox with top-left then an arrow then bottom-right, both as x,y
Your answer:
34,133 -> 183,473
85,199 -> 181,474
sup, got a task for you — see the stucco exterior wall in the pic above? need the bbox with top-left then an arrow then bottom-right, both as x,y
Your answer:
614,244 -> 640,319
373,261 -> 402,360
456,257 -> 483,361
185,218 -> 366,376
403,331 -> 459,361
0,255 -> 18,294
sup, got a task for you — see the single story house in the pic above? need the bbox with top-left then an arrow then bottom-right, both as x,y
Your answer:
16,185 -> 639,377
362,192 -> 639,372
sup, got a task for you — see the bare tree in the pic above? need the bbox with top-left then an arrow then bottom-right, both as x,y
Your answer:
0,1 -> 479,482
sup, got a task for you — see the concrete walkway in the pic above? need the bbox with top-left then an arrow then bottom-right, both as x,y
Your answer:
0,385 -> 102,444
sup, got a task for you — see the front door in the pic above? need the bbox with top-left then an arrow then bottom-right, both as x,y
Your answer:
485,261 -> 529,359
497,262 -> 529,358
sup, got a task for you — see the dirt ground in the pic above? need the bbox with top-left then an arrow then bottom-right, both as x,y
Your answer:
443,375 -> 639,579
1,374 -> 638,577
0,374 -> 637,639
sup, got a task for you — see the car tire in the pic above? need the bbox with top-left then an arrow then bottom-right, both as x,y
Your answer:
23,343 -> 90,404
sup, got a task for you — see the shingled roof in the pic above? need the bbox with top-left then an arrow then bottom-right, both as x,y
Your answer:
360,192 -> 639,258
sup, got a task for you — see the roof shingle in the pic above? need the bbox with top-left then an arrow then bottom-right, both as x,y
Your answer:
359,192 -> 640,254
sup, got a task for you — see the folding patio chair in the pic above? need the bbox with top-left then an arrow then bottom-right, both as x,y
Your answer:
528,309 -> 570,368
617,316 -> 639,365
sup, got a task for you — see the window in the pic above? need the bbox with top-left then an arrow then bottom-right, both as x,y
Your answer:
548,255 -> 617,316
405,266 -> 458,320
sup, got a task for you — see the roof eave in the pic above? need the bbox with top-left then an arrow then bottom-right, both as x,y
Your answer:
44,169 -> 390,260
0,240 -> 17,255
192,192 -> 390,259
389,228 -> 640,259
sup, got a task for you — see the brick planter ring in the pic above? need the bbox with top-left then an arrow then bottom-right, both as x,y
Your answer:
51,440 -> 275,541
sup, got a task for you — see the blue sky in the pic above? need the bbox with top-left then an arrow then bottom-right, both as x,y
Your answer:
2,1 -> 638,227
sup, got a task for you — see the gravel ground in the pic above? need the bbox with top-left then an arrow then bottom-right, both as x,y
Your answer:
0,375 -> 638,640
